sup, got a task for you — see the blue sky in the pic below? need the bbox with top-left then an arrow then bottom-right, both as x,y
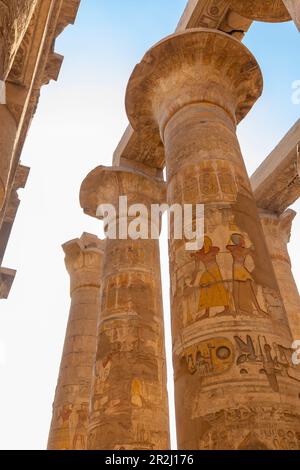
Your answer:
0,0 -> 299,449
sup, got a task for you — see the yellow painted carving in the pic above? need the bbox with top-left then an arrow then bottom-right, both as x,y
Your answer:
188,236 -> 231,319
182,337 -> 234,376
131,378 -> 143,408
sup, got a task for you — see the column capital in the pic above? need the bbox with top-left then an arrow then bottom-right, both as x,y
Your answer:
62,233 -> 105,294
125,29 -> 263,141
80,165 -> 166,219
230,0 -> 291,23
259,209 -> 297,245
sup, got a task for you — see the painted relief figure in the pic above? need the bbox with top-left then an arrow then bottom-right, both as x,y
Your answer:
227,233 -> 267,316
188,236 -> 230,319
58,402 -> 73,425
72,404 -> 88,450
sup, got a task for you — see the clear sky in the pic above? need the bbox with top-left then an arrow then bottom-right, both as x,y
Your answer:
0,0 -> 299,450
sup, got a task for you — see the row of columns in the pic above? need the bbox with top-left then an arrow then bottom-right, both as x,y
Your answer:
48,28 -> 300,451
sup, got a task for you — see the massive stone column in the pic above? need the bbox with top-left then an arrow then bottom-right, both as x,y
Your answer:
47,233 -> 105,450
126,29 -> 300,450
260,209 -> 300,341
80,166 -> 170,450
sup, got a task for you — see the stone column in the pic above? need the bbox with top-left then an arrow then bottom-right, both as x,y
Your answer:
126,29 -> 300,450
47,233 -> 105,450
0,0 -> 39,210
80,166 -> 170,450
260,209 -> 300,341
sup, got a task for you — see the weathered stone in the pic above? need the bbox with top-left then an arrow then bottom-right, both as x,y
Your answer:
113,0 -> 253,172
126,28 -> 300,450
80,166 -> 170,450
230,0 -> 291,22
0,105 -> 17,209
47,233 -> 105,450
0,0 -> 39,80
251,120 -> 300,214
260,210 -> 300,341
283,0 -> 300,30
0,267 -> 16,299
0,0 -> 81,298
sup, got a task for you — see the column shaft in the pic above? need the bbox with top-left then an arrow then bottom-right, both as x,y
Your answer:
80,166 -> 170,450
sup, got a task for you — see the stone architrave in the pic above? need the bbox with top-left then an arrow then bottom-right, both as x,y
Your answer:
283,1 -> 300,30
80,166 -> 170,450
230,0 -> 291,22
0,1 -> 38,210
126,28 -> 300,450
47,233 -> 105,450
0,0 -> 39,81
260,210 -> 300,341
0,105 -> 17,209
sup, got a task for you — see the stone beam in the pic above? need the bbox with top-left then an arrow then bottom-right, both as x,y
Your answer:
176,0 -> 252,37
0,164 -> 30,266
0,0 -> 81,299
283,0 -> 300,31
113,0 -> 253,170
251,120 -> 300,214
229,0 -> 291,23
0,267 -> 16,299
0,1 -> 39,81
0,164 -> 29,299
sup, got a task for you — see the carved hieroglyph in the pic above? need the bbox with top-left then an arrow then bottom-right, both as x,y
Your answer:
230,0 -> 291,22
47,233 -> 105,450
0,0 -> 39,80
80,166 -> 170,450
260,210 -> 300,341
126,28 -> 300,450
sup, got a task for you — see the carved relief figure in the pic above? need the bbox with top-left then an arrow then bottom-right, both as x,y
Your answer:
72,404 -> 88,450
92,354 -> 112,413
58,402 -> 73,425
187,236 -> 231,319
226,233 -> 267,316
